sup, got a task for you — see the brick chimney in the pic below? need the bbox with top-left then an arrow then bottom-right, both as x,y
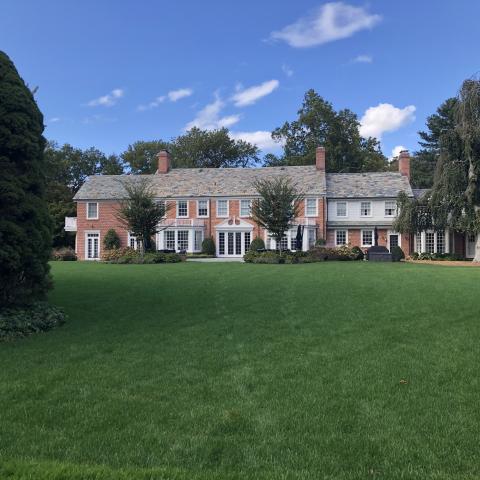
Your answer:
316,146 -> 326,171
156,150 -> 171,174
398,150 -> 410,179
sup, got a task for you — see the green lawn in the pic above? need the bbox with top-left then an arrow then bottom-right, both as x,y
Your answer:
1,262 -> 480,479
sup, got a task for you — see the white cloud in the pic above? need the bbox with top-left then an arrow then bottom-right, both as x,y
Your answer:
185,94 -> 241,131
168,88 -> 193,102
230,131 -> 282,151
231,79 -> 279,107
87,88 -> 124,107
353,54 -> 373,63
359,103 -> 416,139
282,64 -> 294,77
137,96 -> 166,111
270,2 -> 381,48
48,117 -> 60,123
390,145 -> 407,160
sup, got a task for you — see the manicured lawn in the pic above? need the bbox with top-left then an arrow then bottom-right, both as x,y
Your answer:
1,261 -> 480,479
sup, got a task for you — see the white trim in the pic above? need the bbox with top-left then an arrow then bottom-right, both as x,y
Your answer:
359,201 -> 372,218
335,229 -> 348,246
336,201 -> 348,218
176,200 -> 189,218
84,230 -> 100,260
216,199 -> 229,218
361,229 -> 374,247
384,200 -> 397,217
127,232 -> 138,250
196,199 -> 209,218
86,202 -> 98,220
387,230 -> 401,251
305,198 -> 318,217
239,199 -> 252,218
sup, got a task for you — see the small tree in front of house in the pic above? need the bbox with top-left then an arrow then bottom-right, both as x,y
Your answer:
251,177 -> 303,254
103,228 -> 121,250
116,178 -> 170,255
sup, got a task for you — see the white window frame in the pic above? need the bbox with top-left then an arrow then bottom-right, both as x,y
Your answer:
197,199 -> 209,218
85,231 -> 100,260
385,200 -> 397,217
128,232 -> 138,250
361,229 -> 374,247
335,229 -> 348,246
217,199 -> 229,218
360,201 -> 372,217
239,199 -> 251,218
336,201 -> 347,217
305,198 -> 318,217
176,200 -> 189,218
86,202 -> 98,220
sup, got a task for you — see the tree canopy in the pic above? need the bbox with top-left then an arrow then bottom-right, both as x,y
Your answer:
0,51 -> 52,307
270,89 -> 387,172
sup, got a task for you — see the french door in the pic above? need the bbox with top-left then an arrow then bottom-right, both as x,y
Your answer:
218,231 -> 251,256
466,233 -> 476,258
86,232 -> 100,260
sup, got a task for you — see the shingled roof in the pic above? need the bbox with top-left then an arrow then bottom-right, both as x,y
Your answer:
326,172 -> 413,198
73,165 -> 327,200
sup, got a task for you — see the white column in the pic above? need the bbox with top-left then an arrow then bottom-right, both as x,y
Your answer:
187,230 -> 193,253
421,231 -> 426,253
445,229 -> 450,254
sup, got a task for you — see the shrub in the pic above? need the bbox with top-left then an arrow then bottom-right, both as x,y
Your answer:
351,246 -> 365,261
51,247 -> 77,261
201,237 -> 216,255
102,247 -> 137,262
414,252 -> 464,261
410,251 -> 419,260
249,236 -> 265,251
103,248 -> 183,264
103,229 -> 121,250
315,238 -> 326,246
391,246 -> 405,262
244,250 -> 311,264
0,302 -> 66,340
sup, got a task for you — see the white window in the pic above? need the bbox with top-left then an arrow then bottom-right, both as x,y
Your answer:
217,199 -> 229,217
385,200 -> 397,217
361,230 -> 374,247
415,232 -> 422,252
194,230 -> 203,251
177,230 -> 189,251
219,232 -> 225,255
177,200 -> 188,218
336,230 -> 347,246
86,232 -> 100,259
128,232 -> 138,250
307,228 -> 316,248
165,230 -> 175,250
437,230 -> 445,254
240,199 -> 251,217
279,235 -> 289,251
197,200 -> 209,217
336,201 -> 347,217
87,202 -> 98,219
425,232 -> 435,253
305,198 -> 317,217
290,231 -> 298,250
244,232 -> 251,252
360,201 -> 371,217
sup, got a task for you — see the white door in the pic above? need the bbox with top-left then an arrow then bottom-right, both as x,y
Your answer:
217,231 -> 251,257
466,233 -> 476,258
86,232 -> 100,260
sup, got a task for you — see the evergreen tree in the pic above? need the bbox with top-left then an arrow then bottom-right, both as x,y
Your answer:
0,51 -> 52,307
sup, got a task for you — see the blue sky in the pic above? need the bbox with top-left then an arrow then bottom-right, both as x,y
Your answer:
2,1 -> 480,160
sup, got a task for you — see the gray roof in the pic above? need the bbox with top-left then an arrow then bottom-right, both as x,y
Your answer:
326,172 -> 413,198
73,166 -> 327,200
412,188 -> 430,199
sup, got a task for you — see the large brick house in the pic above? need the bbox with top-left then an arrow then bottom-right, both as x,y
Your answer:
68,147 -> 475,260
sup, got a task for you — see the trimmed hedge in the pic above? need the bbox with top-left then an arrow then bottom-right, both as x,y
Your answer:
410,252 -> 465,261
201,237 -> 216,255
0,302 -> 66,340
102,248 -> 183,264
391,246 -> 405,262
103,229 -> 121,250
51,247 -> 77,261
249,236 -> 265,251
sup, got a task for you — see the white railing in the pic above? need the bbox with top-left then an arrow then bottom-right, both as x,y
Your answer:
159,218 -> 206,227
64,217 -> 77,231
292,217 -> 317,226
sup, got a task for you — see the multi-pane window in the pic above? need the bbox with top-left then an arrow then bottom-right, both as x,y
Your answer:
415,233 -> 422,252
360,201 -> 371,217
244,232 -> 251,252
425,232 -> 435,253
86,232 -> 99,259
128,232 -> 138,250
362,230 -> 374,247
194,230 -> 203,251
336,201 -> 347,217
307,228 -> 316,248
436,230 -> 445,254
217,199 -> 228,217
385,201 -> 396,216
290,231 -> 298,250
279,235 -> 289,251
219,232 -> 225,255
165,230 -> 175,250
240,199 -> 251,217
157,200 -> 166,217
336,230 -> 347,246
87,202 -> 98,219
177,230 -> 189,251
197,200 -> 208,217
177,200 -> 188,218
306,198 -> 317,216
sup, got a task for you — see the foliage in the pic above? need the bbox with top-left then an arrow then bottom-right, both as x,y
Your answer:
103,229 -> 121,250
350,245 -> 365,260
0,302 -> 65,340
270,89 -> 387,172
201,236 -> 216,255
51,247 -> 77,261
391,246 -> 405,262
0,51 -> 52,308
251,177 -> 303,253
308,245 -> 365,261
102,248 -> 182,264
121,140 -> 171,174
410,252 -> 465,261
249,236 -> 266,251
116,178 -> 170,253
243,250 -> 311,264
101,247 -> 137,262
394,191 -> 434,234
315,238 -> 326,246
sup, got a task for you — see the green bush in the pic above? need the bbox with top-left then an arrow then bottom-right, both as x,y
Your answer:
415,252 -> 464,261
410,251 -> 419,260
201,237 -> 216,255
102,247 -> 137,262
103,248 -> 183,264
391,246 -> 405,262
249,236 -> 265,251
103,229 -> 121,250
315,238 -> 326,246
51,247 -> 77,261
351,246 -> 365,261
244,250 -> 311,264
0,302 -> 66,340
